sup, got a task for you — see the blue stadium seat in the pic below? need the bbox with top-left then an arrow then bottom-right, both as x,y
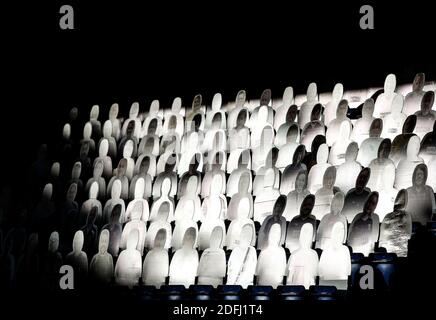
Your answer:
134,285 -> 156,301
216,285 -> 243,301
247,285 -> 273,301
309,285 -> 338,301
426,221 -> 436,236
160,285 -> 187,300
369,252 -> 397,290
350,252 -> 365,288
277,285 -> 306,301
189,285 -> 214,301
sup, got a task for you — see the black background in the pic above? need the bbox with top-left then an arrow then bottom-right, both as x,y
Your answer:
2,0 -> 435,199
1,0 -> 435,314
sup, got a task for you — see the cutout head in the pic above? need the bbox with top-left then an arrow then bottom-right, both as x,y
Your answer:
377,138 -> 391,159
90,105 -> 99,120
345,142 -> 359,162
236,108 -> 247,127
182,227 -> 197,249
363,191 -> 379,215
148,118 -> 158,135
164,153 -> 177,172
316,143 -> 329,164
66,183 -> 77,202
356,167 -> 371,190
362,98 -> 375,119
110,204 -> 122,223
237,149 -> 250,169
63,123 -> 71,140
322,166 -> 336,189
339,121 -> 351,140
98,229 -> 109,254
51,162 -> 60,178
139,156 -> 150,174
300,194 -> 315,218
154,228 -> 167,249
267,223 -> 281,247
126,120 -> 135,137
80,142 -> 90,159
192,94 -> 202,110
238,171 -> 251,194
295,170 -> 308,192
286,123 -> 299,143
43,183 -> 53,201
412,73 -> 425,92
123,140 -> 134,158
134,177 -> 145,199
273,195 -> 286,218
72,230 -> 84,253
72,162 -> 81,179
212,93 -> 222,111
168,115 -> 177,130
402,115 -> 417,134
27,233 -> 39,253
311,135 -> 326,153
384,74 -> 397,94
171,97 -> 182,113
331,192 -> 345,215
161,177 -> 171,196
307,83 -> 317,102
111,179 -> 122,199
69,107 -> 78,121
89,181 -> 99,199
394,189 -> 408,211
150,100 -> 160,114
109,103 -> 119,119
286,105 -> 298,123
369,118 -> 383,138
421,91 -> 435,115
186,175 -> 198,197
87,206 -> 98,226
332,83 -> 344,101
310,103 -> 323,121
299,223 -> 314,249
103,120 -> 113,138
260,89 -> 272,106
336,99 -> 348,119
283,86 -> 294,106
240,223 -> 254,247
117,159 -> 127,176
412,163 -> 427,187
131,202 -> 143,221
157,201 -> 170,222
235,90 -> 247,108
210,226 -> 223,249
83,122 -> 92,140
48,231 -> 59,253
260,126 -> 274,146
129,102 -> 139,118
292,145 -> 306,165
93,160 -> 104,178
406,135 -> 420,159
